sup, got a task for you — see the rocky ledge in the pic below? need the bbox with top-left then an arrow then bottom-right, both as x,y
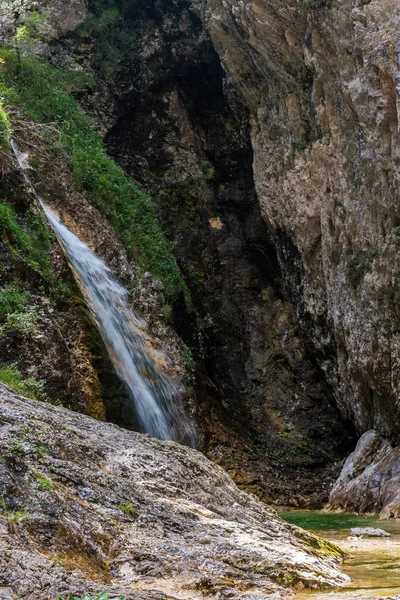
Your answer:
0,383 -> 348,599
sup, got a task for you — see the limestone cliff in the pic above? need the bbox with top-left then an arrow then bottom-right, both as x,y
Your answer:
202,0 -> 400,512
206,0 -> 400,443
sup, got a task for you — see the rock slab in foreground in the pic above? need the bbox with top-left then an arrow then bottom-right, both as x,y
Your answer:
0,383 -> 348,599
349,528 -> 391,538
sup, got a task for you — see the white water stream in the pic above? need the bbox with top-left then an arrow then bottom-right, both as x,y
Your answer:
11,140 -> 195,445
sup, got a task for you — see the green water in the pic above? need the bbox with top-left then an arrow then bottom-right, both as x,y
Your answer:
279,510 -> 400,534
280,510 -> 400,599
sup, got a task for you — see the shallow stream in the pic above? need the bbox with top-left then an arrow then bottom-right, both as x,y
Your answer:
280,511 -> 400,599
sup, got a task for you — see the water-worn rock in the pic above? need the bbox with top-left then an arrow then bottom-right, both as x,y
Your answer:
0,383 -> 348,598
349,528 -> 391,538
329,430 -> 400,518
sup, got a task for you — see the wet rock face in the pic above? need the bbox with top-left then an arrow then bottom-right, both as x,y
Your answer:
205,0 -> 400,442
0,383 -> 348,598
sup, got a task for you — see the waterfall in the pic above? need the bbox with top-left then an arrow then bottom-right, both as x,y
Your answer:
45,206 -> 195,444
11,140 -> 195,446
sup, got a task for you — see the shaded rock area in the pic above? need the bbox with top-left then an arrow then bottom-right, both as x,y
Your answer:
206,0 -> 400,442
0,383 -> 348,599
329,430 -> 400,519
88,0 -> 355,505
205,0 -> 400,461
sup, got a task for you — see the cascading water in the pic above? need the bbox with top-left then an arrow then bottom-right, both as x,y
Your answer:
11,140 -> 195,446
44,206 -> 194,444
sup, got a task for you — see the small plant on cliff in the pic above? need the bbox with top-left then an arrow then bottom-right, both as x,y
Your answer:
0,284 -> 29,320
346,249 -> 378,287
0,362 -> 49,401
180,342 -> 194,367
0,305 -> 38,336
119,502 -> 136,515
35,474 -> 54,491
0,494 -> 29,522
0,100 -> 11,150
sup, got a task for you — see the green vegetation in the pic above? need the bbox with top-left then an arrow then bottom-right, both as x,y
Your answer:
161,303 -> 173,322
0,48 -> 188,303
58,593 -> 125,600
119,502 -> 136,515
201,164 -> 215,183
74,5 -> 137,75
346,249 -> 378,287
0,284 -> 30,320
0,201 -> 53,278
0,495 -> 29,522
0,363 -> 48,401
10,443 -> 26,457
35,475 -> 54,491
0,100 -> 11,150
0,306 -> 38,336
180,342 -> 194,367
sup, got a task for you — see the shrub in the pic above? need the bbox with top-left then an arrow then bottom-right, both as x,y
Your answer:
180,343 -> 194,367
0,306 -> 38,336
74,6 -> 137,75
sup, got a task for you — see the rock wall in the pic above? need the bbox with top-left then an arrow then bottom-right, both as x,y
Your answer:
96,0 -> 354,505
205,0 -> 400,442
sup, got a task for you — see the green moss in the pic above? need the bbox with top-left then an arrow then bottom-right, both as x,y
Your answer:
0,363 -> 48,401
0,48 -> 189,303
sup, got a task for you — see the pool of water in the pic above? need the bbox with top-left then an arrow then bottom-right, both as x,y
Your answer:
280,510 -> 400,599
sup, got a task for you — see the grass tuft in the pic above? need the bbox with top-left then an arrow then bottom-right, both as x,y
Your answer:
0,362 -> 48,401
